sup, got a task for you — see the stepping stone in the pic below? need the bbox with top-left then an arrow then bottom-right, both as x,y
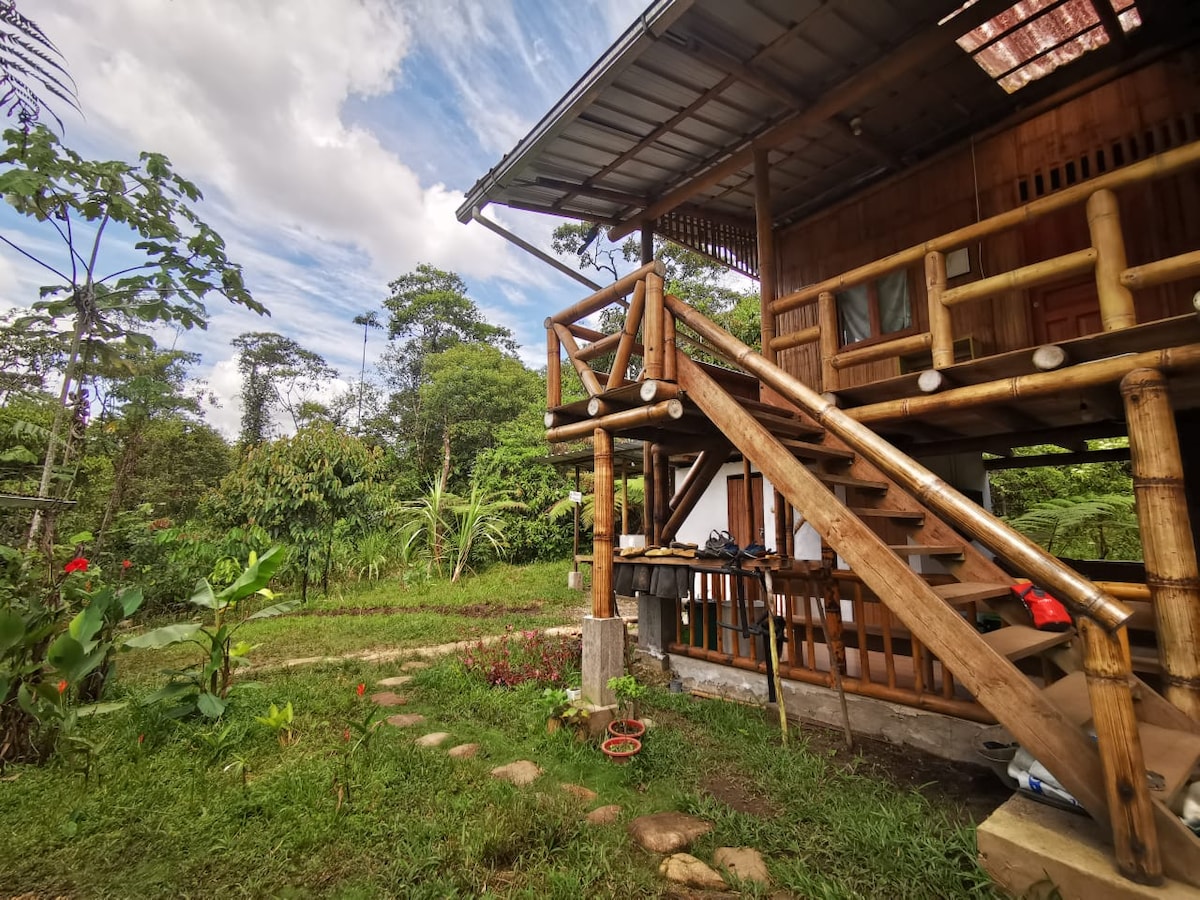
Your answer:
713,847 -> 771,886
628,811 -> 713,854
385,713 -> 426,728
400,660 -> 430,672
584,804 -> 621,826
560,783 -> 598,803
377,675 -> 412,688
659,853 -> 725,890
370,691 -> 407,707
415,731 -> 451,749
447,743 -> 480,759
491,760 -> 542,786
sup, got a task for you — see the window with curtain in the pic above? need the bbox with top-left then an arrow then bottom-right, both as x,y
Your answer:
836,269 -> 912,346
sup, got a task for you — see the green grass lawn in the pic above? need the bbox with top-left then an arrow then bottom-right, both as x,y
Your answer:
118,561 -> 587,679
0,643 -> 997,898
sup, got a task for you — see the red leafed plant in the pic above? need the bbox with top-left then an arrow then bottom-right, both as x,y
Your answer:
461,629 -> 581,688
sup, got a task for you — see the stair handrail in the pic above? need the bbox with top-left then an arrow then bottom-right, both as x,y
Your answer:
664,293 -> 1133,631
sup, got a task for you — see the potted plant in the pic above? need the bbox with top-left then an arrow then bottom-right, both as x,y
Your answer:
540,687 -> 590,737
606,674 -> 647,739
601,735 -> 642,763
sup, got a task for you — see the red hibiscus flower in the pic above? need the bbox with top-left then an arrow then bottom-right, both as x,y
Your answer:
122,559 -> 132,569
63,557 -> 89,574
356,683 -> 365,697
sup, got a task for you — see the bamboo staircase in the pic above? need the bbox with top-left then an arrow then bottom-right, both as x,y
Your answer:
543,264 -> 1200,887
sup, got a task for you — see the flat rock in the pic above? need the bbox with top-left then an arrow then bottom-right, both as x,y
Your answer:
370,691 -> 407,707
447,743 -> 480,759
415,731 -> 451,748
377,675 -> 412,688
560,783 -> 598,803
659,853 -> 726,891
628,811 -> 713,854
491,760 -> 542,786
713,847 -> 771,886
584,804 -> 622,826
385,713 -> 426,728
400,660 -> 431,672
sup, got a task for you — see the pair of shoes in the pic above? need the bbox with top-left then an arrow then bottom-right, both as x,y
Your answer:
619,546 -> 644,558
644,546 -> 673,558
700,530 -> 738,559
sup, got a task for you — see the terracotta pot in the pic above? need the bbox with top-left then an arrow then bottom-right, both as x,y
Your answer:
601,736 -> 642,763
607,718 -> 646,740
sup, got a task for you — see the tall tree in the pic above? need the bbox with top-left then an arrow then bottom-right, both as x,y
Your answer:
232,332 -> 337,447
352,311 -> 383,434
0,126 -> 264,546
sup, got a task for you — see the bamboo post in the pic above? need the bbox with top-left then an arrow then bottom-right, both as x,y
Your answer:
549,260 -> 665,326
1087,189 -> 1136,332
663,307 -> 677,382
755,148 -> 778,364
607,280 -> 645,391
593,428 -> 615,619
551,322 -> 603,397
926,251 -> 954,370
547,327 -> 561,409
742,458 -> 754,546
818,291 -> 839,393
573,465 -> 581,574
642,443 -> 655,547
821,548 -> 853,749
1120,368 -> 1200,720
1080,619 -> 1162,884
621,469 -> 629,537
653,449 -> 670,547
545,399 -> 684,443
644,272 -> 665,381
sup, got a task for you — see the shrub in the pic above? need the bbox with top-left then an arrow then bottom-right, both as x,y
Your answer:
461,628 -> 581,688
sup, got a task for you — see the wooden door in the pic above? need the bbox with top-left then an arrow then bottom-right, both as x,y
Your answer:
726,473 -> 764,548
1032,280 -> 1103,343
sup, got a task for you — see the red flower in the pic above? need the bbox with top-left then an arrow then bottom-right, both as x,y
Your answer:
122,559 -> 132,569
63,557 -> 89,574
356,683 -> 365,697
56,679 -> 68,694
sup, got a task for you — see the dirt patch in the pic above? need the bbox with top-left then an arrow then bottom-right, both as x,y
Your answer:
282,602 -> 543,619
700,772 -> 778,819
797,719 -> 1011,826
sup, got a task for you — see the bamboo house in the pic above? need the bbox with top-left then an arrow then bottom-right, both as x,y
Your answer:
458,0 -> 1200,892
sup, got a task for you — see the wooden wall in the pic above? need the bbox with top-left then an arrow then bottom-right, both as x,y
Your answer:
775,52 -> 1200,392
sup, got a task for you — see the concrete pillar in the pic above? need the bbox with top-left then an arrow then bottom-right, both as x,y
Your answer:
581,615 -> 625,707
637,593 -> 676,657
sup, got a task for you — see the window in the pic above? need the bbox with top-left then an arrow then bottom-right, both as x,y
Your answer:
836,270 -> 912,347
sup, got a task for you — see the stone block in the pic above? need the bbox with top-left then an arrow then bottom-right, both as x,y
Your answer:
581,615 -> 626,707
637,593 -> 676,656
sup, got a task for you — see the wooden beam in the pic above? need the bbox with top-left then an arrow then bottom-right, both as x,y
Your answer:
909,423 -> 1123,458
983,447 -> 1131,471
532,176 -> 649,208
593,428 -> 615,618
549,260 -> 665,326
755,148 -> 778,363
544,399 -> 683,443
552,323 -> 602,397
608,280 -> 646,390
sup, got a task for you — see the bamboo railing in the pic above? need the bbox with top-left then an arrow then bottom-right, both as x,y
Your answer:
766,139 -> 1200,390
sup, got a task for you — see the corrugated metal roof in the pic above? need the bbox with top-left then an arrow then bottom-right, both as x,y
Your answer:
458,0 -> 1196,273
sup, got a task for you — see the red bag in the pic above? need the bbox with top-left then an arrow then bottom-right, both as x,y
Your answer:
1010,581 -> 1072,632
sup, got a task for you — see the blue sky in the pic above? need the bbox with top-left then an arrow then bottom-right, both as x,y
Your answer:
0,0 -> 648,435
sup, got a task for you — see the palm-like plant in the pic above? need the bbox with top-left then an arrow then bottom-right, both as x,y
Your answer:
0,2 -> 79,132
448,482 -> 524,583
1007,493 -> 1139,560
404,471 -> 459,577
549,476 -> 644,531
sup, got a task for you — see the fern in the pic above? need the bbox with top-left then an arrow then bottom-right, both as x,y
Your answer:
0,1 -> 79,132
1007,493 -> 1139,560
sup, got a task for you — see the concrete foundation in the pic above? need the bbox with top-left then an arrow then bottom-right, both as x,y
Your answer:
582,615 -> 626,707
671,654 -> 985,763
637,593 -> 675,658
567,570 -> 584,591
978,794 -> 1200,898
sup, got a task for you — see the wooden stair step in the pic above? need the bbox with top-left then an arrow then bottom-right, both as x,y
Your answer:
850,507 -> 924,522
1141,723 -> 1200,801
981,624 -> 1074,661
888,544 -> 965,558
816,472 -> 889,492
752,410 -> 824,439
779,438 -> 854,463
932,581 -> 1012,606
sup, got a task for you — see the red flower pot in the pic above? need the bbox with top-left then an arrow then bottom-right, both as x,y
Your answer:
601,736 -> 642,763
607,718 -> 646,740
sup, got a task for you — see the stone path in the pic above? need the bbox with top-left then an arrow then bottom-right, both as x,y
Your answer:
364,647 -> 771,892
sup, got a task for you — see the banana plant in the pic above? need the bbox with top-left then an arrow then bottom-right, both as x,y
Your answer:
125,546 -> 298,719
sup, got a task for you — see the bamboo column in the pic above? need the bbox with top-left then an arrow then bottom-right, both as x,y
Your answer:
926,251 -> 954,370
653,448 -> 671,547
818,291 -> 839,393
1121,368 -> 1200,720
644,272 -> 665,380
551,322 -> 602,396
1080,619 -> 1162,884
642,443 -> 656,547
1087,189 -> 1136,332
663,307 -> 677,382
621,469 -> 629,537
607,280 -> 645,391
593,427 -> 615,618
755,148 -> 778,364
547,327 -> 561,409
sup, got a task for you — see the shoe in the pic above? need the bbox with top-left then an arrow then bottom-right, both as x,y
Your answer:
704,530 -> 738,559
